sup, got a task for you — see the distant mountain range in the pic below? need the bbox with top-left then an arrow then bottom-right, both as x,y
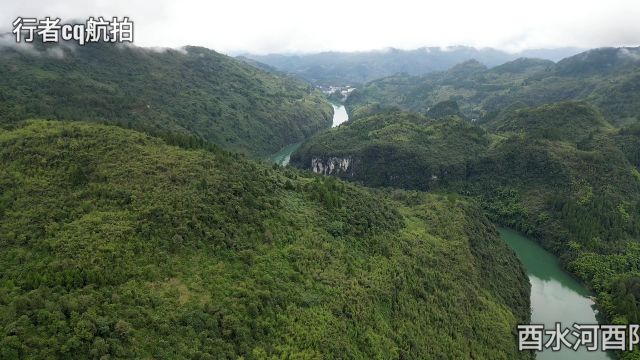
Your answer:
344,46 -> 640,125
240,46 -> 584,86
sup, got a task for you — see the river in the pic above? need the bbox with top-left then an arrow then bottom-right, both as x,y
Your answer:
498,228 -> 613,359
331,104 -> 349,127
269,104 -> 348,166
269,105 -> 612,357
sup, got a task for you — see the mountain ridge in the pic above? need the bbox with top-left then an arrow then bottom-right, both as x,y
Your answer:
0,39 -> 333,157
346,46 -> 640,125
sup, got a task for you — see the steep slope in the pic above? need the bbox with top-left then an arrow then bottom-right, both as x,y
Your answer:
291,103 -> 640,335
0,120 -> 530,359
347,47 -> 640,125
0,41 -> 332,157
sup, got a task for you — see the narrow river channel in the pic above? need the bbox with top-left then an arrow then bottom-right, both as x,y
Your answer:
269,104 -> 349,166
498,228 -> 613,359
331,104 -> 349,127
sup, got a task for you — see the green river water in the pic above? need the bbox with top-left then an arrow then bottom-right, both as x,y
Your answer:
268,142 -> 301,166
499,228 -> 613,359
269,104 -> 349,166
267,105 -> 615,358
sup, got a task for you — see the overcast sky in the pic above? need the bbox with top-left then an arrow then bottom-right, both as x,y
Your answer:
2,0 -> 640,55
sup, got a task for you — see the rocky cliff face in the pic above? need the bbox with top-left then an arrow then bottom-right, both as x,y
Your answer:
311,157 -> 352,175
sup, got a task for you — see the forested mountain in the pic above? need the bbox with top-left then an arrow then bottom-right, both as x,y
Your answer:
292,110 -> 491,189
486,101 -> 613,141
291,101 -> 640,347
243,46 -> 581,86
346,47 -> 640,125
0,120 -> 530,359
4,31 -> 638,359
0,40 -> 332,157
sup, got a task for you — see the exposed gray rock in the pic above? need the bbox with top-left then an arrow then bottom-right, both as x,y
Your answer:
311,157 -> 352,175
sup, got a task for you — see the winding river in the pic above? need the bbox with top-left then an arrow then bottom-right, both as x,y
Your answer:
268,107 -> 612,359
498,228 -> 613,359
269,104 -> 348,166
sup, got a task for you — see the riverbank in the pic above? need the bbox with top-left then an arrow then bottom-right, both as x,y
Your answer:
268,103 -> 349,165
499,228 -> 614,360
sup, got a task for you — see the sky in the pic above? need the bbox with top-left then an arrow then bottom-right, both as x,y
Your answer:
2,0 -> 640,55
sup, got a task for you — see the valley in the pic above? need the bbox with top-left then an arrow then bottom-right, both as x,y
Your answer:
1,31 -> 639,359
290,49 -> 640,359
269,102 -> 350,166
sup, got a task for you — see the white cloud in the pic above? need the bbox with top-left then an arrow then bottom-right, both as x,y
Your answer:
45,46 -> 65,58
0,33 -> 41,55
0,33 -> 71,58
1,0 -> 639,54
619,47 -> 640,61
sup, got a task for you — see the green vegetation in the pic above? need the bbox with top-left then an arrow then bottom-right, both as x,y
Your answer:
292,111 -> 491,190
0,120 -> 530,359
292,100 -> 640,357
487,101 -> 612,142
425,99 -> 466,119
0,43 -> 332,157
6,41 -> 638,359
347,47 -> 640,125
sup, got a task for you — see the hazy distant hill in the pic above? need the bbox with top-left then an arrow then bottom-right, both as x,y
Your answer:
242,46 -> 582,86
0,39 -> 332,157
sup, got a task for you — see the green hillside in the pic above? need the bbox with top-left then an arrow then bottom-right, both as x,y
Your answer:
487,101 -> 613,142
346,47 -> 640,125
0,120 -> 530,359
291,102 -> 640,340
0,43 -> 332,157
291,111 -> 491,190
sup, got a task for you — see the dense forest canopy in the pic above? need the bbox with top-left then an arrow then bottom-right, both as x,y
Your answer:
0,120 -> 530,359
0,40 -> 332,157
292,110 -> 491,189
3,30 -> 640,359
292,96 -> 640,359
